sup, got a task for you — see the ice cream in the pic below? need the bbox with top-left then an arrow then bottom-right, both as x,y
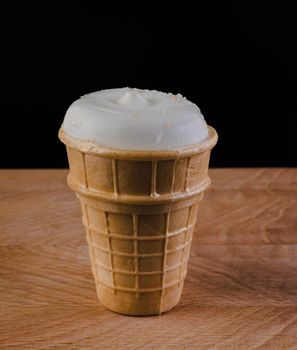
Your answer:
59,87 -> 217,316
62,88 -> 208,150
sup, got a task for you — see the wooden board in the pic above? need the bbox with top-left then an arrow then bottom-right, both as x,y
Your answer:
0,168 -> 297,349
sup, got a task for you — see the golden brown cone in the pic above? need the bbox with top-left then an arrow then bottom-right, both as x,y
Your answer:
59,126 -> 217,315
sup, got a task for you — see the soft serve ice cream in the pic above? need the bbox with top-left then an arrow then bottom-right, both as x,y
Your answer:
59,87 -> 217,316
62,88 -> 208,150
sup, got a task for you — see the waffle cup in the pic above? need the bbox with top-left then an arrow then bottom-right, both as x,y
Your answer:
59,126 -> 217,315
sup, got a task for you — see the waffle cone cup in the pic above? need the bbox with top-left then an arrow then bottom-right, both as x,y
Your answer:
59,126 -> 217,315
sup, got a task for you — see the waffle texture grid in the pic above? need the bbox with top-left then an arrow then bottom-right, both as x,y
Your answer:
59,126 -> 217,315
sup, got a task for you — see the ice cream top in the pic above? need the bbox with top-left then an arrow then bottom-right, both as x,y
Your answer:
62,88 -> 209,150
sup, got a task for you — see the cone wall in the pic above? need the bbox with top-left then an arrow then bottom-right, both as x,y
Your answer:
59,126 -> 217,315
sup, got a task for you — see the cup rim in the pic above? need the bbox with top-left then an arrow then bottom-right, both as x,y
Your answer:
58,125 -> 218,160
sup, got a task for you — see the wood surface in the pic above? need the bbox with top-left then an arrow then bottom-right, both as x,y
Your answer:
0,168 -> 296,349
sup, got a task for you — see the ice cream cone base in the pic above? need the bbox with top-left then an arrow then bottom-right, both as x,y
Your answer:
96,280 -> 185,316
76,191 -> 202,315
59,126 -> 217,315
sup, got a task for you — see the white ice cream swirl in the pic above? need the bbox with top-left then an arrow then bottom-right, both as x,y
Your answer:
62,88 -> 209,150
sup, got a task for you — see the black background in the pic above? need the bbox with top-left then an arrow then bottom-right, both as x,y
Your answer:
1,6 -> 296,168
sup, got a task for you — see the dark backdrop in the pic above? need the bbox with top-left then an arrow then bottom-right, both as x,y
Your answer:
1,6 -> 296,168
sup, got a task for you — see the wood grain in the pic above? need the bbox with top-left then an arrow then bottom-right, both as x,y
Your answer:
0,168 -> 296,349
